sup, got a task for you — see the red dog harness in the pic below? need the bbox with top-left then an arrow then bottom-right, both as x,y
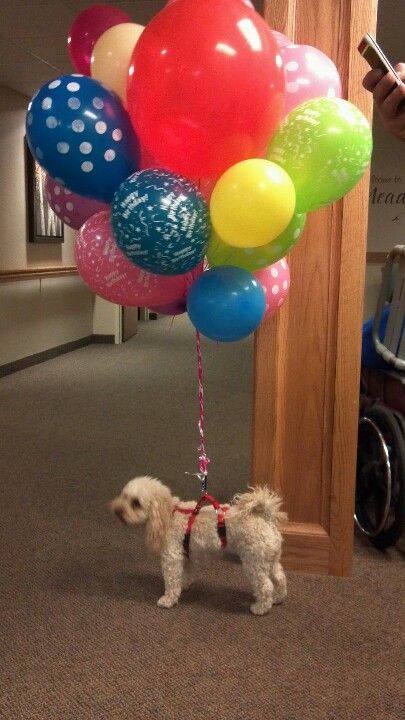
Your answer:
173,493 -> 230,558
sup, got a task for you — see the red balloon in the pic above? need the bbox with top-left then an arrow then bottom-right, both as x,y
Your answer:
68,4 -> 132,75
127,0 -> 284,178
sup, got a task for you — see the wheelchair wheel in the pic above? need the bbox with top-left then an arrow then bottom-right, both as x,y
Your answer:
355,404 -> 405,549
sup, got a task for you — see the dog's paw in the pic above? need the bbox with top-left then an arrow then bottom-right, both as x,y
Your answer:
157,594 -> 178,609
250,601 -> 272,616
272,592 -> 287,605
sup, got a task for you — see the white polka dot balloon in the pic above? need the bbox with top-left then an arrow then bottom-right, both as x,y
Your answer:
280,44 -> 342,116
25,74 -> 140,203
271,30 -> 291,49
255,259 -> 290,319
45,175 -> 109,230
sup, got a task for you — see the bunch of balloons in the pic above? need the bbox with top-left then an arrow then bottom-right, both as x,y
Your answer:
25,0 -> 373,342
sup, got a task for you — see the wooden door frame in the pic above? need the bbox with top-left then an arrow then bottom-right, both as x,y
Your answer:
253,0 -> 378,575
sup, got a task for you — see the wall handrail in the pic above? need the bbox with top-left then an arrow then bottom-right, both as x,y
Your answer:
0,266 -> 78,282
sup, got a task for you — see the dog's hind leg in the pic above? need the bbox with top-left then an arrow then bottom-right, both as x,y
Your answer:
241,555 -> 274,616
182,561 -> 194,591
157,552 -> 184,609
270,557 -> 287,604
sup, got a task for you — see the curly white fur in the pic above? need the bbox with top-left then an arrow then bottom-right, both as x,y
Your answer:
110,476 -> 287,615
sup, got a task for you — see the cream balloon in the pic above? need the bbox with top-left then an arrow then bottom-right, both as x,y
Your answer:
91,22 -> 144,102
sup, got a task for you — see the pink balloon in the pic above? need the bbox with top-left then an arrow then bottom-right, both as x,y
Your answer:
272,30 -> 291,48
45,176 -> 108,230
75,210 -> 204,306
280,44 -> 342,116
255,259 -> 290,319
68,4 -> 132,75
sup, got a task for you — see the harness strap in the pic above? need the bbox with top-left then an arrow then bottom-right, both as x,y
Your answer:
173,493 -> 229,557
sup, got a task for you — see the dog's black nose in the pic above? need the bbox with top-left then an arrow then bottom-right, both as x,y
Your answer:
115,507 -> 126,523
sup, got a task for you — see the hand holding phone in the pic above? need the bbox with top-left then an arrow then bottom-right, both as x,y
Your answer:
358,33 -> 402,86
359,34 -> 405,141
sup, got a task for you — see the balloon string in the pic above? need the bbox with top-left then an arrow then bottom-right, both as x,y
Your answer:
196,330 -> 210,494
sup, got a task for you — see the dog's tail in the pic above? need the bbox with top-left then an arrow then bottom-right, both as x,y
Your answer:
232,486 -> 287,526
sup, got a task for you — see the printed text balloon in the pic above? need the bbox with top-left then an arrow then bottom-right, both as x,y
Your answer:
75,210 -> 203,306
207,212 -> 306,271
111,169 -> 210,275
267,98 -> 372,212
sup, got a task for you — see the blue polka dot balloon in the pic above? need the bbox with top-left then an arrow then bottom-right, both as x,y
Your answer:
111,169 -> 211,275
26,75 -> 140,203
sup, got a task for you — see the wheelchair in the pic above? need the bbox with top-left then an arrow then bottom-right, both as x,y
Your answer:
356,245 -> 405,549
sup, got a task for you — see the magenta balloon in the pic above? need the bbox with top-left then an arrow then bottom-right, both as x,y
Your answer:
45,176 -> 108,230
149,263 -> 203,314
281,44 -> 342,116
150,299 -> 187,316
75,210 -> 204,306
272,30 -> 291,48
68,4 -> 132,75
255,259 -> 290,320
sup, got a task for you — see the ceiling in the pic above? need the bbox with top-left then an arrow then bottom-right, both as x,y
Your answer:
0,0 -> 263,99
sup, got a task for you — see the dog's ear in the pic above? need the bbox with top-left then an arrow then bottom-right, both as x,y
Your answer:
145,491 -> 172,554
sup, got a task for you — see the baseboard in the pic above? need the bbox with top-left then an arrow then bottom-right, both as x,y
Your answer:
91,334 -> 115,344
281,522 -> 331,575
0,334 -> 115,377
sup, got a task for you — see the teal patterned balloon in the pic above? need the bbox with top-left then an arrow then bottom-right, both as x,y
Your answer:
207,212 -> 306,271
267,98 -> 372,213
111,169 -> 210,275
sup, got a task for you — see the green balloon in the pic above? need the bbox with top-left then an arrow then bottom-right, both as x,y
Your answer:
207,212 -> 306,271
267,98 -> 372,213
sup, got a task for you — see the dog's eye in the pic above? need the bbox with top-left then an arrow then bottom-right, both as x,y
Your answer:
131,499 -> 141,509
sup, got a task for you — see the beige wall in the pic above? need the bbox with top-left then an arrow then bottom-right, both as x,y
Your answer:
0,85 -> 78,270
364,0 -> 405,319
0,85 -> 97,364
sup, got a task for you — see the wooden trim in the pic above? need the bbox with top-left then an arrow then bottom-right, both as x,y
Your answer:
0,335 -> 115,378
366,252 -> 389,264
263,0 -> 297,37
254,0 -> 378,576
0,266 -> 78,282
282,523 -> 330,574
328,0 -> 378,576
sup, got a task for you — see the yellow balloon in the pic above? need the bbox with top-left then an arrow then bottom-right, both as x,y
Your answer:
210,159 -> 296,248
91,23 -> 144,102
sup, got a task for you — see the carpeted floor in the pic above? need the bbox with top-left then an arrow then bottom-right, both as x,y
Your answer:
0,316 -> 403,720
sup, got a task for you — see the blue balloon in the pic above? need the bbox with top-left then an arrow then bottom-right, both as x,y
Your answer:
26,75 -> 140,202
111,169 -> 210,275
187,266 -> 266,342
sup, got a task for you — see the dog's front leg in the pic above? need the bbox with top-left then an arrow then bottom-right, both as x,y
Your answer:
157,552 -> 184,609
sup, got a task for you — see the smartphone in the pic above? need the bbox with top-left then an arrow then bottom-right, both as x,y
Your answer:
358,33 -> 402,85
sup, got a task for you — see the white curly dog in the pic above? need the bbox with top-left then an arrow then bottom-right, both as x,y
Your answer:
110,476 -> 287,615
